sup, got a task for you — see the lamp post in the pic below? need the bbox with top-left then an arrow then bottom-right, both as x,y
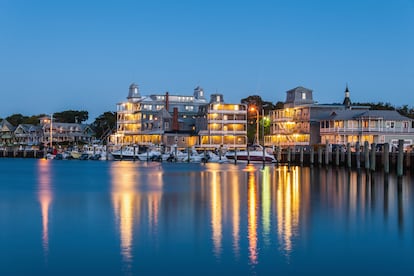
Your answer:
250,107 -> 259,145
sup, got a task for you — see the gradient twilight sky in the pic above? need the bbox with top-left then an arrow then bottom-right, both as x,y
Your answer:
1,0 -> 413,121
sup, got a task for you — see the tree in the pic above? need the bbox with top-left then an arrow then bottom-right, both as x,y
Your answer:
53,110 -> 88,123
241,95 -> 275,144
6,114 -> 27,126
91,111 -> 116,142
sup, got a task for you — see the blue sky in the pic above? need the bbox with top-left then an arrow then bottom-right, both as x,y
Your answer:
1,0 -> 413,121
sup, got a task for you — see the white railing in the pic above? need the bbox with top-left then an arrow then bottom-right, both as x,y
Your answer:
320,127 -> 414,133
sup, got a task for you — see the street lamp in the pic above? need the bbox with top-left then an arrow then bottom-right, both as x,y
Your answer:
250,107 -> 259,145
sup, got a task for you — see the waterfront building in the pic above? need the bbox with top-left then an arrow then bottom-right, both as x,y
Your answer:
40,118 -> 95,146
265,86 -> 369,148
113,83 -> 208,147
14,124 -> 44,146
1,117 -> 94,147
0,119 -> 16,146
195,94 -> 248,150
320,109 -> 414,149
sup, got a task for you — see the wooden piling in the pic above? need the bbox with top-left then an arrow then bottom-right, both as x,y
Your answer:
384,143 -> 389,174
346,143 -> 351,168
397,139 -> 404,177
364,141 -> 370,170
133,146 -> 136,161
335,146 -> 339,166
247,146 -> 250,164
300,147 -> 304,166
287,147 -> 291,165
310,147 -> 314,165
324,142 -> 329,166
318,147 -> 322,165
234,148 -> 237,164
370,143 -> 376,171
356,142 -> 360,169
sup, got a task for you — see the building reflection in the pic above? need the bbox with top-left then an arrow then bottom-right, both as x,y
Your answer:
276,166 -> 301,257
247,166 -> 258,265
37,159 -> 52,260
210,170 -> 223,258
110,162 -> 162,272
261,166 -> 271,247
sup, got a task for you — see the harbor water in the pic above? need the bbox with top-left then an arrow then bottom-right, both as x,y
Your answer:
0,159 -> 413,275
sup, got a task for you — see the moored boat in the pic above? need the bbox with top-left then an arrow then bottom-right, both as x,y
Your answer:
225,145 -> 276,163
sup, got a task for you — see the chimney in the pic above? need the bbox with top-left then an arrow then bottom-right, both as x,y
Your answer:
165,92 -> 169,112
172,107 -> 179,131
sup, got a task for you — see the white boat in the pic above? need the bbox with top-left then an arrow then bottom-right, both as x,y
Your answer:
225,145 -> 276,163
111,146 -> 141,160
83,144 -> 110,160
205,151 -> 229,163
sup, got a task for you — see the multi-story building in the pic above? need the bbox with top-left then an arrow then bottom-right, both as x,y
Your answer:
0,117 -> 94,147
319,109 -> 414,149
0,119 -> 16,146
265,86 -> 368,148
114,83 -> 208,147
196,94 -> 248,150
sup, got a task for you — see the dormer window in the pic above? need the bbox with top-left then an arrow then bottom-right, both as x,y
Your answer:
302,92 -> 306,100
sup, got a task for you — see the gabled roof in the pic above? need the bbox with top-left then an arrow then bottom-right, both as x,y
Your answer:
157,108 -> 172,119
16,124 -> 43,133
326,110 -> 412,121
0,119 -> 16,132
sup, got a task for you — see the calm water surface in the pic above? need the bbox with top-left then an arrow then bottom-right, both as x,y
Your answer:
0,159 -> 413,275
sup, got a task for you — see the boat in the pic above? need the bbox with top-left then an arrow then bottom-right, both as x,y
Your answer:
225,145 -> 276,163
110,146 -> 141,160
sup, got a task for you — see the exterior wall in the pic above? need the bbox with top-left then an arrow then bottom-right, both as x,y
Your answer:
320,117 -> 414,147
197,102 -> 248,149
114,86 -> 208,146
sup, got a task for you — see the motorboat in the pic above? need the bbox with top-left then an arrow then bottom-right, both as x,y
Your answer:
225,145 -> 276,163
111,146 -> 141,160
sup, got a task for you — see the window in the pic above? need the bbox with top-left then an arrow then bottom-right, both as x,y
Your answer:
302,92 -> 306,100
185,105 -> 194,111
403,121 -> 409,128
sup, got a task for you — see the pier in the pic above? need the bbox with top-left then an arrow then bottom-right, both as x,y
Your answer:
275,140 -> 412,175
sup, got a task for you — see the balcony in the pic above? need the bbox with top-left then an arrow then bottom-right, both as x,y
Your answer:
320,127 -> 414,133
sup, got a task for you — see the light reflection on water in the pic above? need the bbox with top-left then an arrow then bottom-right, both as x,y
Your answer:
105,163 -> 414,274
1,159 -> 413,274
37,159 -> 52,261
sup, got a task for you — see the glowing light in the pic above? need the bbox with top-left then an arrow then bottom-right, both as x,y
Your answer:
261,166 -> 271,245
211,171 -> 222,258
231,172 -> 240,258
248,170 -> 258,265
37,159 -> 52,260
111,162 -> 138,270
276,167 -> 300,259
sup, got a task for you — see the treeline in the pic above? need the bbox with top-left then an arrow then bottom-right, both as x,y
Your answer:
352,102 -> 414,119
0,110 -> 116,141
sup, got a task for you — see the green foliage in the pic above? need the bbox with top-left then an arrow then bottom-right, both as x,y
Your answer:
91,111 -> 116,142
5,114 -> 26,126
397,105 -> 414,119
274,101 -> 284,109
352,102 -> 395,110
53,110 -> 88,123
241,95 -> 274,144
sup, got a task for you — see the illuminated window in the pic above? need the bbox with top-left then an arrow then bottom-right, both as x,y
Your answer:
302,92 -> 306,100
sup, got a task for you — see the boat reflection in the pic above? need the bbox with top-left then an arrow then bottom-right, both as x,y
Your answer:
37,159 -> 52,261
